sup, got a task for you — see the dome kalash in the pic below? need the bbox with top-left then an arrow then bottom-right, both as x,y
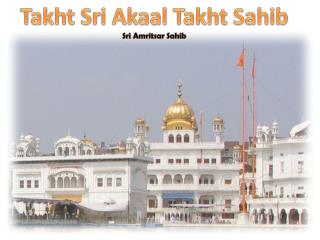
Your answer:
162,81 -> 198,131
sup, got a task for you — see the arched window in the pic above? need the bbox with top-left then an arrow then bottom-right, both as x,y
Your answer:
87,149 -> 92,155
148,175 -> 158,185
71,177 -> 77,188
168,134 -> 174,143
184,134 -> 190,143
173,174 -> 183,184
163,175 -> 172,184
199,175 -> 214,185
184,175 -> 194,184
57,177 -> 63,188
64,176 -> 70,188
18,149 -> 24,157
58,147 -> 63,156
71,147 -> 76,156
64,147 -> 69,156
176,134 -> 182,143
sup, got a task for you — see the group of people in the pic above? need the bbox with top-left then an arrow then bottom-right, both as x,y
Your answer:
13,201 -> 81,221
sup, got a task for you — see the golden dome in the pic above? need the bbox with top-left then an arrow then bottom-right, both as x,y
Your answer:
81,136 -> 95,146
135,117 -> 145,125
162,82 -> 197,131
213,116 -> 224,124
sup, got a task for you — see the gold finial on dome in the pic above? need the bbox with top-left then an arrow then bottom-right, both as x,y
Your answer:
81,135 -> 95,146
177,79 -> 183,98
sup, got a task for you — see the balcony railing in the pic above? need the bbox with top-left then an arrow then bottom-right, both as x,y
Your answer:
147,206 -> 239,213
46,187 -> 87,193
148,164 -> 241,171
147,184 -> 238,192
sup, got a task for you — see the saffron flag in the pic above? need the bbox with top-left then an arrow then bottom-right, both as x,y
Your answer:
236,48 -> 245,68
252,55 -> 256,78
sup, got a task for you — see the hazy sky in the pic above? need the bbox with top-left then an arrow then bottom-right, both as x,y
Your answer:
15,38 -> 305,153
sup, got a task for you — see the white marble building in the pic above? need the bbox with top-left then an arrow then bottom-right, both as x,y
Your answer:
128,83 -> 242,224
248,121 -> 310,224
12,134 -> 152,224
11,82 -> 309,225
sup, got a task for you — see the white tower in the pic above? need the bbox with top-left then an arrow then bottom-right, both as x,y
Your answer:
135,117 -> 149,140
233,145 -> 241,162
256,124 -> 262,144
272,120 -> 279,140
213,116 -> 224,143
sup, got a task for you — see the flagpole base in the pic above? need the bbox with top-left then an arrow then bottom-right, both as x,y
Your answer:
237,212 -> 249,225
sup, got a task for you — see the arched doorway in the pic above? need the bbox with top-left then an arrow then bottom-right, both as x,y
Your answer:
173,174 -> 183,184
260,208 -> 267,224
268,209 -> 274,224
280,209 -> 287,224
163,175 -> 172,184
251,209 -> 258,224
289,209 -> 299,224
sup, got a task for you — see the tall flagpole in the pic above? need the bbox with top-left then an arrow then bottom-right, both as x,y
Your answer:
251,53 -> 256,198
236,44 -> 247,215
241,44 -> 247,213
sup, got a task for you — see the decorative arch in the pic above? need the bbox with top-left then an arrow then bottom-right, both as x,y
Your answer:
64,147 -> 70,156
289,208 -> 299,224
148,175 -> 158,185
163,175 -> 172,184
280,209 -> 287,224
173,174 -> 183,184
137,143 -> 145,156
184,134 -> 190,143
184,174 -> 194,184
176,134 -> 182,143
199,174 -> 214,184
259,208 -> 267,224
64,176 -> 70,188
57,177 -> 63,188
168,134 -> 174,143
71,176 -> 77,188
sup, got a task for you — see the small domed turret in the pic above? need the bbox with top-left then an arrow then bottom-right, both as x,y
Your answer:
213,115 -> 224,143
135,117 -> 149,140
272,120 -> 279,140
